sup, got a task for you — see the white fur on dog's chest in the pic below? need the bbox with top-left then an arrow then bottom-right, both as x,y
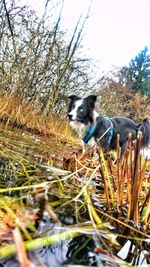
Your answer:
69,121 -> 96,153
69,121 -> 88,138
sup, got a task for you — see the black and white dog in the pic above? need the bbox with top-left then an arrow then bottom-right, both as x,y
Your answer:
67,95 -> 150,160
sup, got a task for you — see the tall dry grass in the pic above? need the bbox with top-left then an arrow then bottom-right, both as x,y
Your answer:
0,92 -> 73,141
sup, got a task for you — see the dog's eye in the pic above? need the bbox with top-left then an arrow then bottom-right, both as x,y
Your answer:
79,107 -> 83,112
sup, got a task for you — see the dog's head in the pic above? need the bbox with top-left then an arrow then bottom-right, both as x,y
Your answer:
67,95 -> 97,124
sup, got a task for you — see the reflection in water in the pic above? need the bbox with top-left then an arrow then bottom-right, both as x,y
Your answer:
0,215 -> 96,267
0,234 -> 149,267
0,237 -> 96,267
118,240 -> 149,266
0,207 -> 149,267
0,242 -> 68,267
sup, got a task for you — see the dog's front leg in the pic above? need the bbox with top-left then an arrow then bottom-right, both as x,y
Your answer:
79,140 -> 90,159
81,140 -> 87,154
81,138 -> 97,158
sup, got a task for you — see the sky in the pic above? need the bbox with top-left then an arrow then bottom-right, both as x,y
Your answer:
18,0 -> 150,72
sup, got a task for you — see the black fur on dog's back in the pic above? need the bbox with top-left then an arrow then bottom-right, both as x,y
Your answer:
94,116 -> 136,150
137,117 -> 150,147
94,116 -> 150,158
111,117 -> 137,143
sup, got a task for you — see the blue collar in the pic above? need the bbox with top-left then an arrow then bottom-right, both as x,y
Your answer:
82,123 -> 97,144
82,117 -> 114,144
105,117 -> 113,144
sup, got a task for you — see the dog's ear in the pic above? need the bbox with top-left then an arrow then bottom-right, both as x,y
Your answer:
85,95 -> 97,108
68,95 -> 81,101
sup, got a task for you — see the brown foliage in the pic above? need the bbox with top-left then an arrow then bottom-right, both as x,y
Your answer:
95,78 -> 130,116
126,93 -> 150,121
95,78 -> 150,122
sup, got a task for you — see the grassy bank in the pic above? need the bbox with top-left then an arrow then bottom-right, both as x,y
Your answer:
0,92 -> 73,141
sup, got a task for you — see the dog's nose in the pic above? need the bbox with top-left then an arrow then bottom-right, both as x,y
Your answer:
68,114 -> 73,121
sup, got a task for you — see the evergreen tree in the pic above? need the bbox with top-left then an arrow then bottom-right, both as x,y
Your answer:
120,47 -> 150,102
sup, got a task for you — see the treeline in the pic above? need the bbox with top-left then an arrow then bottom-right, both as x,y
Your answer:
0,0 -> 150,120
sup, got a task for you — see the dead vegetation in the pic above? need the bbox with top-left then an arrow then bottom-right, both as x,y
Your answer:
0,104 -> 149,266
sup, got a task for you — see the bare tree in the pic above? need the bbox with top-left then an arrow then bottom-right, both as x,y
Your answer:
0,0 -> 101,116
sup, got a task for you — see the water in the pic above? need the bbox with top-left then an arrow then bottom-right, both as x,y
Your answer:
1,215 -> 149,267
0,126 -> 149,267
